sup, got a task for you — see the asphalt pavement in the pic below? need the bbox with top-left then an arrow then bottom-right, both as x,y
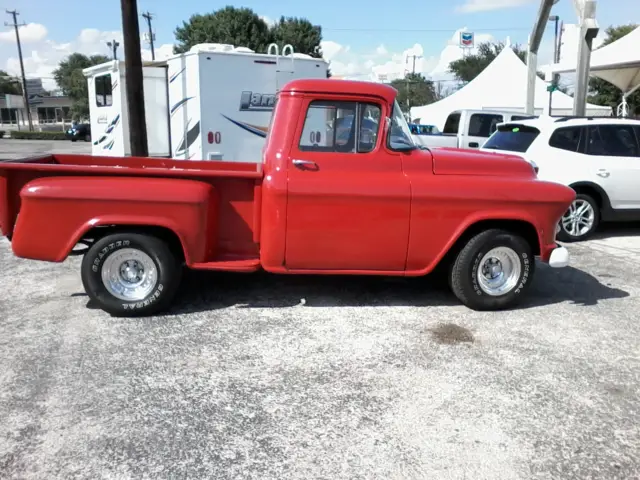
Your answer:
1,227 -> 640,479
0,138 -> 91,160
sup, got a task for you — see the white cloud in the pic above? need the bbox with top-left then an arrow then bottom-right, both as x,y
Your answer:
0,22 -> 48,43
456,0 -> 534,13
259,15 -> 276,27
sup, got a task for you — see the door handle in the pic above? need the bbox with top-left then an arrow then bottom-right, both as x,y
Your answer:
469,142 -> 479,148
292,159 -> 318,170
596,169 -> 610,178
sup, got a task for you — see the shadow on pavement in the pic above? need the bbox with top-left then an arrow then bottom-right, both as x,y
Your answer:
167,260 -> 629,315
591,222 -> 640,240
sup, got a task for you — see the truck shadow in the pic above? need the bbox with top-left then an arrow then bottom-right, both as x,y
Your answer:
591,222 -> 640,240
168,261 -> 629,315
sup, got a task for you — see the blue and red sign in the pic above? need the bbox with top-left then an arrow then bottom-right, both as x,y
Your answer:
460,32 -> 474,47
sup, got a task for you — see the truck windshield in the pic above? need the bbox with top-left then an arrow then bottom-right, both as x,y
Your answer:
483,124 -> 540,153
387,100 -> 416,150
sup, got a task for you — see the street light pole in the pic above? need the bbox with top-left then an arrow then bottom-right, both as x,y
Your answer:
107,39 -> 120,60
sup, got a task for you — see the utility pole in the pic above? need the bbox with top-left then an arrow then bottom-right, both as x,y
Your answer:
121,0 -> 148,156
107,39 -> 120,60
141,11 -> 155,60
405,54 -> 422,110
5,9 -> 33,131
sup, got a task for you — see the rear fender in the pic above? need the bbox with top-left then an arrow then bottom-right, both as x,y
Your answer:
11,176 -> 217,263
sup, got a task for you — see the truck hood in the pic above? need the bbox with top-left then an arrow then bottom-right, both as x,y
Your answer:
431,147 -> 534,178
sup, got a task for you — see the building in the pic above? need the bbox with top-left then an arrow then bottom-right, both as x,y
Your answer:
1,78 -> 73,130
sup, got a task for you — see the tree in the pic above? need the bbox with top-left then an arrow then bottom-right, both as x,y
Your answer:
0,70 -> 21,95
173,8 -> 325,70
587,24 -> 639,115
391,73 -> 438,112
173,7 -> 273,54
270,16 -> 323,57
448,41 -> 544,83
53,53 -> 110,120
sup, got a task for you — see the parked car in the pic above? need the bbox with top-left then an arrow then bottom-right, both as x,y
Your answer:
411,110 -> 538,149
65,123 -> 91,142
481,116 -> 640,242
0,79 -> 574,317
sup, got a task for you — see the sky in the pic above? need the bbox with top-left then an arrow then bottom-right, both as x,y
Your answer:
0,0 -> 638,91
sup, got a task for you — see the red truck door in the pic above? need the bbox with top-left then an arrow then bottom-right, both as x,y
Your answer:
284,97 -> 411,271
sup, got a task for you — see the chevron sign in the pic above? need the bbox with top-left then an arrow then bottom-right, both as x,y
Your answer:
460,32 -> 474,47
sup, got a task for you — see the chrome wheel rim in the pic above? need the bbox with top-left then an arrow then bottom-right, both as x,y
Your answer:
561,199 -> 594,237
101,248 -> 158,301
477,247 -> 522,296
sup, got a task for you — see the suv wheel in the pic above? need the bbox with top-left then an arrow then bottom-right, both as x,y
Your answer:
557,193 -> 599,242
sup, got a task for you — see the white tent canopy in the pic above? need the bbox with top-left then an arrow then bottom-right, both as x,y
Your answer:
547,26 -> 640,97
410,46 -> 611,130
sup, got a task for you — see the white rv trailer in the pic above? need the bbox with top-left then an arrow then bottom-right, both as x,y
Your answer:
83,43 -> 329,162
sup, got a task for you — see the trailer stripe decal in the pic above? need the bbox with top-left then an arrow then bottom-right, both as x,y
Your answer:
169,67 -> 185,83
170,97 -> 194,116
221,115 -> 268,138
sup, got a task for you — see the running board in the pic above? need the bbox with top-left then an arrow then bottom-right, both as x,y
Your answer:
190,258 -> 260,272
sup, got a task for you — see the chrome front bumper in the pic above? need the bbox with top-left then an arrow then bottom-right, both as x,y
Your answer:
549,246 -> 570,268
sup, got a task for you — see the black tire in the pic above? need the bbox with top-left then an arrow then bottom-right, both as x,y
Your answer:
70,138 -> 77,142
81,233 -> 182,317
449,229 -> 535,311
556,193 -> 599,243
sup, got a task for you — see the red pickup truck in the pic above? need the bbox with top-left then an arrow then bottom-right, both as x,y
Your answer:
0,79 -> 574,317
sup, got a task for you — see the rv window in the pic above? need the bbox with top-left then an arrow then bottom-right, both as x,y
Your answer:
95,74 -> 113,108
298,100 -> 381,153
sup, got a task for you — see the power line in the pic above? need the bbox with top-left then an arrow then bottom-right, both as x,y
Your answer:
141,11 -> 155,60
5,9 -> 33,131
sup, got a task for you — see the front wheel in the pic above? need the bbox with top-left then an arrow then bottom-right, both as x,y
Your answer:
449,229 -> 535,311
81,233 -> 182,317
556,193 -> 599,242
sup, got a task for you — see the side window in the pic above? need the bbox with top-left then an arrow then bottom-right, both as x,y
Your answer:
587,125 -> 639,157
549,126 -> 583,152
298,100 -> 381,153
468,114 -> 504,138
95,74 -> 113,107
443,113 -> 461,134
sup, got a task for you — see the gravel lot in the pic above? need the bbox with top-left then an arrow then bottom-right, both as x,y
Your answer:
1,226 -> 640,479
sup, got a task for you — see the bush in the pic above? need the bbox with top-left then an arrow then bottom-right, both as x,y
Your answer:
10,130 -> 67,140
0,130 -> 5,139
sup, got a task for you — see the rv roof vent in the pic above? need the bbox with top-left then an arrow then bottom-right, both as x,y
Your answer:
291,53 -> 312,59
190,43 -> 235,53
233,46 -> 255,53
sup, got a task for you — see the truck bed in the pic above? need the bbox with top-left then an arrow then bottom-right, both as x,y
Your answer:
0,154 -> 264,268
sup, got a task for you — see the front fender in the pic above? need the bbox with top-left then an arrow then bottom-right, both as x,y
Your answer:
11,176 -> 216,263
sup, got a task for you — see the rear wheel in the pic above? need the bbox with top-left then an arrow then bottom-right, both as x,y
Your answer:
556,193 -> 599,242
81,233 -> 182,317
449,229 -> 535,311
